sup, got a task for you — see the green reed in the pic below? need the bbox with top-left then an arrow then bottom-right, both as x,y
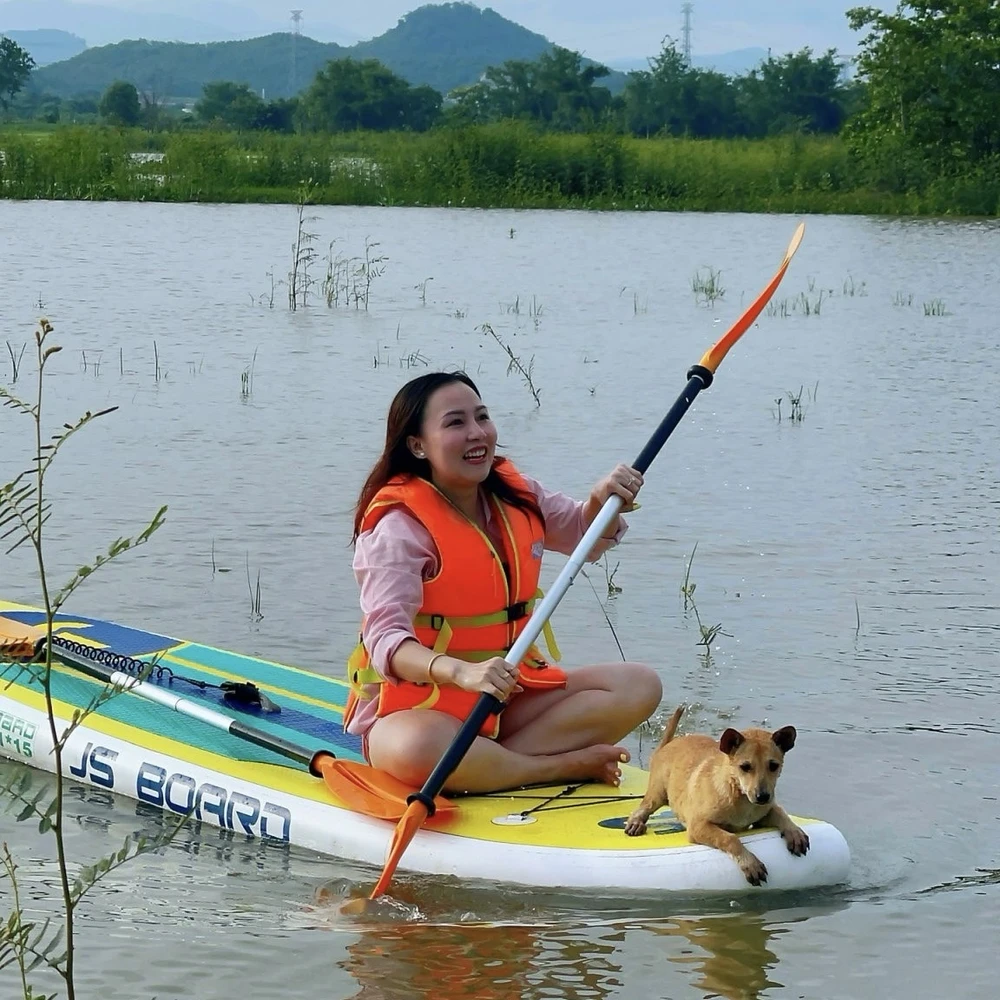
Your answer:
3,125 -> 999,214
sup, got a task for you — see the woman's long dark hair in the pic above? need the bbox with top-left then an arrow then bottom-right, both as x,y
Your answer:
352,371 -> 543,541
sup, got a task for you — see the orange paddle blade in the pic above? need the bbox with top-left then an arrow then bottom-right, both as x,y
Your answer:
0,615 -> 44,660
698,222 -> 806,374
313,755 -> 457,822
370,799 -> 430,899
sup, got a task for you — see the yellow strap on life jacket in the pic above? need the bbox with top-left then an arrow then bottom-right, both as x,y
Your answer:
415,589 -> 561,663
413,602 -> 537,630
347,640 -> 380,695
346,588 -> 562,697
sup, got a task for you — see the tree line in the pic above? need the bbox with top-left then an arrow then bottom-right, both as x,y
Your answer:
100,44 -> 861,140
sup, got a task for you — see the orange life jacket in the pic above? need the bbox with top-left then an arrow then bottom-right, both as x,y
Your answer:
345,459 -> 566,739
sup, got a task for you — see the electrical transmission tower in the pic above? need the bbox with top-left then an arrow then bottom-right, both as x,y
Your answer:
681,2 -> 693,67
290,9 -> 303,95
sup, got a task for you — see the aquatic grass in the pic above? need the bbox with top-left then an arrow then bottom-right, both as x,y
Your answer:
80,349 -> 102,377
692,267 -> 725,306
923,299 -> 947,316
892,291 -> 914,307
679,543 -> 731,652
414,278 -> 433,305
618,286 -> 648,314
787,386 -> 806,423
246,554 -> 263,620
796,290 -> 826,316
602,554 -> 623,596
320,236 -> 387,310
288,187 -> 319,311
240,348 -> 258,397
842,274 -> 867,297
479,322 -> 541,407
5,341 -> 26,383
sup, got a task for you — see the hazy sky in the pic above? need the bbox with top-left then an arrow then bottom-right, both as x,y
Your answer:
83,1 -> 862,60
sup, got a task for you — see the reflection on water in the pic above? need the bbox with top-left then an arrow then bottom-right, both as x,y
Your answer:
651,913 -> 784,1000
341,922 -> 553,1000
302,878 -> 848,1000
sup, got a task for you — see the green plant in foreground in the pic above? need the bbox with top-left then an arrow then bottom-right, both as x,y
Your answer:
1,317 -> 173,1000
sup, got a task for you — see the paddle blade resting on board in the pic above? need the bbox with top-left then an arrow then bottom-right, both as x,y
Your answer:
0,615 -> 45,660
311,753 -> 457,822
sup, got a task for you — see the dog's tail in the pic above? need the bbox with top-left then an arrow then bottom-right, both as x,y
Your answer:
654,705 -> 684,751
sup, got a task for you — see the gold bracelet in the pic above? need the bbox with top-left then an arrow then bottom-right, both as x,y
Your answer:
426,652 -> 447,684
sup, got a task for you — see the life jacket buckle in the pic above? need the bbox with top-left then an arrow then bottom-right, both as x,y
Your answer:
506,601 -> 528,622
429,613 -> 446,631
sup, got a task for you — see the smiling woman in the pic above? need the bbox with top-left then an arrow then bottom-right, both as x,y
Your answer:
344,371 -> 663,794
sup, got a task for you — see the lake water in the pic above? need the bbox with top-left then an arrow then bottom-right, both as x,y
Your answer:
1,201 -> 998,999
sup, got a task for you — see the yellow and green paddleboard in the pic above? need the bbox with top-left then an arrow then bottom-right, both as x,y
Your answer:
0,600 -> 850,893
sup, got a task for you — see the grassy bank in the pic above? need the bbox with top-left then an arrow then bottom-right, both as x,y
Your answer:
1,124 -> 996,215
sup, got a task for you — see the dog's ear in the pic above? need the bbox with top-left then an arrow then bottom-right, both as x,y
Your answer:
719,728 -> 745,755
771,726 -> 797,753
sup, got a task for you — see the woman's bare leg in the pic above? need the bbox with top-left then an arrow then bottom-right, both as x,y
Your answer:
365,709 -> 629,794
498,662 -> 662,755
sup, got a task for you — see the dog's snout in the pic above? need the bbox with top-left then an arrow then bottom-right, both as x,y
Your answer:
755,789 -> 771,805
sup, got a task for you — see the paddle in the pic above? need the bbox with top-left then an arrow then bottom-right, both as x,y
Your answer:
366,222 -> 806,900
0,623 -> 456,822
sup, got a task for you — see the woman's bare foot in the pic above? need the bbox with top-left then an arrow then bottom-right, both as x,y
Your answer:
552,744 -> 630,785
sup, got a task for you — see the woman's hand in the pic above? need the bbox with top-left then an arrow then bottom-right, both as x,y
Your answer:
437,655 -> 522,701
589,463 -> 643,513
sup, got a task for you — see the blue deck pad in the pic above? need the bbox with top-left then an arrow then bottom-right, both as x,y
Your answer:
3,610 -> 181,658
141,659 -> 364,758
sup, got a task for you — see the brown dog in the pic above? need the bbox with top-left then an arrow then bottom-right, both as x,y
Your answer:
624,706 -> 809,885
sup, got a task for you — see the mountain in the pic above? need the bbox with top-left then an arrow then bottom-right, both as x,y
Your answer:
350,4 -> 626,95
31,3 -> 629,100
0,0 -> 356,46
1,28 -> 87,66
32,34 -> 346,101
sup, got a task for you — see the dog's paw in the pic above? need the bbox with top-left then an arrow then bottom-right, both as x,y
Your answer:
623,811 -> 648,836
738,852 -> 768,886
782,825 -> 810,856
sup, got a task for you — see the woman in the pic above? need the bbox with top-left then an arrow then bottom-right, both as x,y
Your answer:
346,371 -> 662,793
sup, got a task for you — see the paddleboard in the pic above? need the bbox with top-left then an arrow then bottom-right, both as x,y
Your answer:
0,600 -> 850,893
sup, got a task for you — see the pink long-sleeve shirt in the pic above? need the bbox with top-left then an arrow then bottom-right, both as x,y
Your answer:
347,473 -> 627,737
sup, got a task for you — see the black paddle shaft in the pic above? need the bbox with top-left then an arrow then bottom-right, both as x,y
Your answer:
408,365 -> 715,813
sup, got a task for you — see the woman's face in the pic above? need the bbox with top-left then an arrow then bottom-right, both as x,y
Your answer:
408,381 -> 498,492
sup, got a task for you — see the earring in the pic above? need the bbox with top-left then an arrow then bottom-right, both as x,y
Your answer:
415,450 -> 425,459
